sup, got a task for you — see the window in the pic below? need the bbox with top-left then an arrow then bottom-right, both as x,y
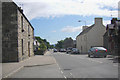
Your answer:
21,39 -> 24,55
21,16 -> 24,32
28,25 -> 30,36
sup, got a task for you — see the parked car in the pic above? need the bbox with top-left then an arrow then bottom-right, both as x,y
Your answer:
53,49 -> 57,52
71,48 -> 80,54
60,48 -> 66,52
66,47 -> 73,54
88,47 -> 108,58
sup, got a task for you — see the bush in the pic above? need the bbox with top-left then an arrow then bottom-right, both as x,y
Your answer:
34,43 -> 47,55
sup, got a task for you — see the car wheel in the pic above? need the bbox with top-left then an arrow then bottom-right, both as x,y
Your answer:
104,55 -> 106,58
88,54 -> 90,57
91,54 -> 95,58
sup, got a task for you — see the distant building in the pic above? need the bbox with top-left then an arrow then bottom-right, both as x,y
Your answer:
76,18 -> 106,53
73,40 -> 76,48
34,37 -> 40,51
104,18 -> 120,56
2,2 -> 34,62
63,38 -> 74,49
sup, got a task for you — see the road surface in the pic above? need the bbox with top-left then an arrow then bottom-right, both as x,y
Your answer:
7,51 -> 118,78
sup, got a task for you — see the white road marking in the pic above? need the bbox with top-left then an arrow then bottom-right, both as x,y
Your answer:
61,71 -> 63,74
64,76 -> 67,79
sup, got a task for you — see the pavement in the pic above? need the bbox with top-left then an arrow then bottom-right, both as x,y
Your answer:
2,51 -> 57,78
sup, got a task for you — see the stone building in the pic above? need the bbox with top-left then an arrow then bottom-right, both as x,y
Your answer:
104,18 -> 120,56
34,37 -> 40,51
63,37 -> 74,49
2,2 -> 34,62
76,18 -> 106,53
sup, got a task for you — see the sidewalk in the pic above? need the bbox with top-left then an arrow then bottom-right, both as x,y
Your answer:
2,51 -> 55,78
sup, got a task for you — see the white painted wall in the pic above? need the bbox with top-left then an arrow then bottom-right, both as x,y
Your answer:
76,18 -> 106,53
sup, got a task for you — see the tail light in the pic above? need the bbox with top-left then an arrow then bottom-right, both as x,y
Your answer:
96,49 -> 98,52
106,49 -> 107,52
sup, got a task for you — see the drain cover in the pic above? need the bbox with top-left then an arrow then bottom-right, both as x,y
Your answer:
63,69 -> 71,71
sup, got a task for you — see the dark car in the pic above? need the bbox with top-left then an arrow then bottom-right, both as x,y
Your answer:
60,48 -> 66,52
71,48 -> 79,54
53,49 -> 57,52
66,47 -> 73,54
88,47 -> 108,58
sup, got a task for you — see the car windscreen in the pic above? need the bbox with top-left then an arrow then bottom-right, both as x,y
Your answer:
94,47 -> 106,50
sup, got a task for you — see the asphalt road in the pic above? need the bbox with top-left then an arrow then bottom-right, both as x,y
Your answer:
52,52 -> 118,78
7,51 -> 118,78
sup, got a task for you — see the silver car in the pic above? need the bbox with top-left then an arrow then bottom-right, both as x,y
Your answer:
71,48 -> 79,54
88,47 -> 108,58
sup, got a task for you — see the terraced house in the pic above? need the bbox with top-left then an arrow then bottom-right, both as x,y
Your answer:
2,2 -> 34,62
76,18 -> 106,53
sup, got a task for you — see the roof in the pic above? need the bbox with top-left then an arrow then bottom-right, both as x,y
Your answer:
12,2 -> 34,30
77,24 -> 95,37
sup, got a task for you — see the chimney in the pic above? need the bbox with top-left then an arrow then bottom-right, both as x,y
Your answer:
19,7 -> 23,13
95,18 -> 103,25
82,26 -> 88,30
111,18 -> 117,24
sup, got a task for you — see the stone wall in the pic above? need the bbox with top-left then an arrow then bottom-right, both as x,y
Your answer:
17,6 -> 34,61
2,2 -> 18,62
2,2 -> 34,62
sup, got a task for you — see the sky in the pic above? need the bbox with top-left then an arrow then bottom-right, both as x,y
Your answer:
13,0 -> 120,44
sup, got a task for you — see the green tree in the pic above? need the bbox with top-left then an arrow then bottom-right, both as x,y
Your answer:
39,42 -> 47,51
55,37 -> 74,49
55,40 -> 64,49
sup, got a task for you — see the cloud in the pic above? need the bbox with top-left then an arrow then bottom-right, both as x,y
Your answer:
103,20 -> 111,26
52,30 -> 57,32
13,0 -> 119,20
61,26 -> 82,33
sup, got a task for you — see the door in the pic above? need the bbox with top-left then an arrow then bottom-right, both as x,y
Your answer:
28,42 -> 30,57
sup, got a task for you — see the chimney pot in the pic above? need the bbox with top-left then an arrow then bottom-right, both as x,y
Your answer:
95,18 -> 103,25
82,26 -> 88,30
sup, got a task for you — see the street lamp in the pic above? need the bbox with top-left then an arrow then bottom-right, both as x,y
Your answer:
78,20 -> 86,26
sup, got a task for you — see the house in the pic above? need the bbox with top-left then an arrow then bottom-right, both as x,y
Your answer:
73,40 -> 76,48
76,18 -> 106,53
104,18 -> 120,56
63,37 -> 74,49
34,37 -> 40,51
2,2 -> 34,62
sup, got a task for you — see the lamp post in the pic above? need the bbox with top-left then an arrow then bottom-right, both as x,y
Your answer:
78,20 -> 86,26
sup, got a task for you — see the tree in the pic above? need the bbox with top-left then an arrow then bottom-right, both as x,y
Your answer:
55,40 -> 64,49
39,42 -> 47,51
63,37 -> 74,48
55,37 -> 74,49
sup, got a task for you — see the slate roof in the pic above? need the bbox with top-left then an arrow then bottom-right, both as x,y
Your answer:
77,24 -> 95,38
11,2 -> 34,30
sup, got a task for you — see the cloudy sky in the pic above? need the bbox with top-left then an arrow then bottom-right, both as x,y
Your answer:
13,0 -> 119,44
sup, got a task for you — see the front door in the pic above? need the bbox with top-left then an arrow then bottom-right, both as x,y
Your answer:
28,42 -> 30,57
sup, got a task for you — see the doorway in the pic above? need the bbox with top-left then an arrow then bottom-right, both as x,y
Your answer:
28,42 -> 30,57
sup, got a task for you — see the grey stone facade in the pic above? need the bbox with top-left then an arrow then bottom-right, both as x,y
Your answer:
2,2 -> 34,62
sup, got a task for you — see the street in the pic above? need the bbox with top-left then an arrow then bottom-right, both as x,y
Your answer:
7,50 -> 118,78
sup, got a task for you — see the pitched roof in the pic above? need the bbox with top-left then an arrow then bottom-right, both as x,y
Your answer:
77,24 -> 95,37
10,2 -> 34,30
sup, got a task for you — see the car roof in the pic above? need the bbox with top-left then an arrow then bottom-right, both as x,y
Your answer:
92,47 -> 106,50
